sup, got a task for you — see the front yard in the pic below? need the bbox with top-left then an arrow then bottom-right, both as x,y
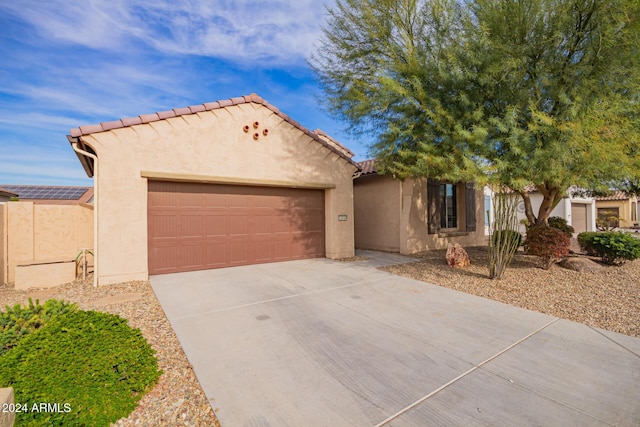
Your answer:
382,247 -> 640,338
0,280 -> 221,427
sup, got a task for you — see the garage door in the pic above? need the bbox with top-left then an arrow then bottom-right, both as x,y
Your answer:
571,203 -> 588,234
148,181 -> 325,274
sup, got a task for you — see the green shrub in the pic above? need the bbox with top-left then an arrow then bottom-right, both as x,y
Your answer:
589,232 -> 640,265
0,309 -> 161,426
577,231 -> 600,256
524,226 -> 570,269
548,216 -> 575,237
491,230 -> 523,248
0,298 -> 76,356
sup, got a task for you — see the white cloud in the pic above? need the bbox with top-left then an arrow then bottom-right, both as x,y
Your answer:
1,0 -> 332,65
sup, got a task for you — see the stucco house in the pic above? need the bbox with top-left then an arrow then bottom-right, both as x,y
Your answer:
514,187 -> 597,234
0,187 -> 17,203
68,94 -> 358,286
353,160 -> 486,254
595,191 -> 639,228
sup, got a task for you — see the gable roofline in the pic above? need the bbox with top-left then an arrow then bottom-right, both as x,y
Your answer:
0,186 -> 17,198
68,93 -> 359,178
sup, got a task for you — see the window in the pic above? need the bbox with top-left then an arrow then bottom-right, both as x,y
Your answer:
632,202 -> 637,222
427,181 -> 476,235
484,195 -> 492,227
440,183 -> 457,229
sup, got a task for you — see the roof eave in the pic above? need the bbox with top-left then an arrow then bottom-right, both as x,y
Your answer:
67,135 -> 95,178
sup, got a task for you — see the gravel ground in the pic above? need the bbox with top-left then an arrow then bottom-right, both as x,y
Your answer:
381,246 -> 640,338
0,279 -> 221,427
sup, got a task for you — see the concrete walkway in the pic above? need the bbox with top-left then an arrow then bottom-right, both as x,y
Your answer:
151,252 -> 640,426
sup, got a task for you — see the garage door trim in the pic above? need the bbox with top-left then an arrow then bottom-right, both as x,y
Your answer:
141,171 -> 336,190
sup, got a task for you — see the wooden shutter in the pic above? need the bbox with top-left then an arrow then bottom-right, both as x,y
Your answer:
465,182 -> 476,232
427,180 -> 441,234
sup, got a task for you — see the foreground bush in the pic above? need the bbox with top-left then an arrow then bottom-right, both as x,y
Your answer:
577,231 -> 599,255
0,298 -> 76,356
548,216 -> 575,237
578,231 -> 640,265
524,226 -> 570,269
0,309 -> 161,426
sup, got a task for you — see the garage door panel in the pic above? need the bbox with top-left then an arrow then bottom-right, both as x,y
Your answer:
180,213 -> 205,238
148,182 -> 325,274
205,214 -> 227,237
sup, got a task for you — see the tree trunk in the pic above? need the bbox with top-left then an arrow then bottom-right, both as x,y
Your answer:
520,184 -> 568,227
519,191 -> 537,225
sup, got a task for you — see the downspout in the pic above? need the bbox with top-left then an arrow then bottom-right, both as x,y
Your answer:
71,141 -> 99,287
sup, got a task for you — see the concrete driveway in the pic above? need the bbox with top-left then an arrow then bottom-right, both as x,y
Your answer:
151,251 -> 640,426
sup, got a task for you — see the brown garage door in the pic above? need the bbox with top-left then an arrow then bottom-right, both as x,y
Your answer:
148,181 -> 325,274
571,203 -> 588,234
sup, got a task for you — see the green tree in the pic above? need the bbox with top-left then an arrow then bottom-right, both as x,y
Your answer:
312,0 -> 640,225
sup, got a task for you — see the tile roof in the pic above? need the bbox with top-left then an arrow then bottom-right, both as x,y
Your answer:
312,129 -> 354,158
68,93 -> 358,175
356,159 -> 378,176
595,191 -> 634,201
0,186 -> 17,197
0,185 -> 93,203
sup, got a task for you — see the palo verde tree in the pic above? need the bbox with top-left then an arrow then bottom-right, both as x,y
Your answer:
311,0 -> 640,225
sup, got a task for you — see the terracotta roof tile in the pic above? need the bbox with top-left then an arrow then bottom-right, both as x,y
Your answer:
189,105 -> 206,114
203,101 -> 220,110
313,129 -> 355,158
157,110 -> 176,120
596,191 -> 633,201
68,94 -> 358,172
139,113 -> 159,123
121,117 -> 143,127
356,159 -> 378,176
101,120 -> 123,131
173,107 -> 192,116
79,124 -> 103,134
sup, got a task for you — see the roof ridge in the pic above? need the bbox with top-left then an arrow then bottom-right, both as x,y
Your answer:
68,93 -> 357,167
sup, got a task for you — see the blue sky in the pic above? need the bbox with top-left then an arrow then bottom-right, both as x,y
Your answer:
0,0 -> 371,186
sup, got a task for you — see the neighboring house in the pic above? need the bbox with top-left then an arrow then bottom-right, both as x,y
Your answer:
68,94 -> 358,286
595,191 -> 639,228
0,186 -> 17,203
514,187 -> 597,234
0,185 -> 93,205
353,160 -> 486,254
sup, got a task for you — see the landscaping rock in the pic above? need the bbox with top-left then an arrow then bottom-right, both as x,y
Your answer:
445,243 -> 470,268
558,257 -> 603,273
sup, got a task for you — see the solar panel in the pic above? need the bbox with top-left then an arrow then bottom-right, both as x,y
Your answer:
0,185 -> 89,200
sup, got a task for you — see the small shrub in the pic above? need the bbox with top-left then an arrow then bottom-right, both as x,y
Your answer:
0,298 -> 76,356
0,309 -> 161,426
524,226 -> 570,269
577,231 -> 600,256
491,230 -> 523,248
548,216 -> 575,237
590,231 -> 640,265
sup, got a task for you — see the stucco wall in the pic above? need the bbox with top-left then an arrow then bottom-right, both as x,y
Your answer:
80,103 -> 357,285
353,175 -> 401,252
596,199 -> 639,228
353,176 -> 487,255
3,202 -> 94,284
402,179 -> 487,253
